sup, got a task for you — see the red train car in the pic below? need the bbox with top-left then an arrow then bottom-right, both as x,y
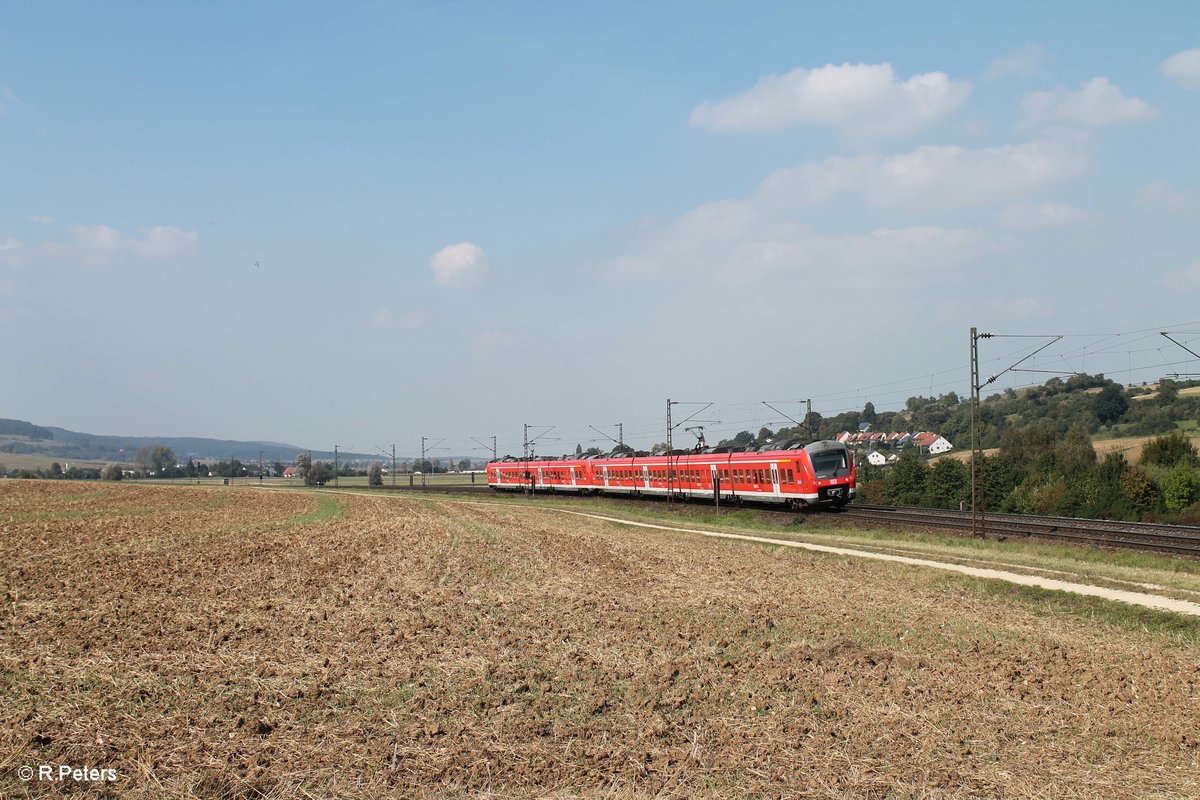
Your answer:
487,439 -> 855,509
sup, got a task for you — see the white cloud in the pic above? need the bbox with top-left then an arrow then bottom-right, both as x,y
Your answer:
987,44 -> 1051,79
1164,260 -> 1200,290
608,205 -> 991,288
27,215 -> 51,225
67,225 -> 198,265
604,136 -> 1094,295
1021,77 -> 1154,127
1161,48 -> 1200,89
1137,180 -> 1200,212
0,224 -> 198,270
759,138 -> 1090,211
430,242 -> 488,287
688,62 -> 970,139
995,201 -> 1091,229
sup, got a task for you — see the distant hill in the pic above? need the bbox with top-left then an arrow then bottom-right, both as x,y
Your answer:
0,419 -> 383,464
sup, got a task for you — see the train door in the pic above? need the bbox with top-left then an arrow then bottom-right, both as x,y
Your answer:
643,465 -> 650,489
602,466 -> 609,488
711,464 -> 720,503
770,464 -> 781,496
570,466 -> 577,487
537,467 -> 544,487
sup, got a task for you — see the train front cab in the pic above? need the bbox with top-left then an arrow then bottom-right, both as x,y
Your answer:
802,440 -> 855,507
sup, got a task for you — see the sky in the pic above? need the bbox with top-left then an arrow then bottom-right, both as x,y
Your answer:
2,1 -> 1199,458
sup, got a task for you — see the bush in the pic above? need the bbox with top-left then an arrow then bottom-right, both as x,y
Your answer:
1121,468 -> 1160,513
101,463 -> 123,481
367,461 -> 384,487
1140,432 -> 1199,469
1162,465 -> 1200,513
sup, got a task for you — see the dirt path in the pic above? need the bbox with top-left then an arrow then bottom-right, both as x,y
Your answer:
556,510 -> 1200,617
319,490 -> 1200,617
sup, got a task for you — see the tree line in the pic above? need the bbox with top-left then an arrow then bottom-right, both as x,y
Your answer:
857,428 -> 1200,523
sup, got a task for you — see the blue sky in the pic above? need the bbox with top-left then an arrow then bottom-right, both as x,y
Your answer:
2,2 -> 1199,457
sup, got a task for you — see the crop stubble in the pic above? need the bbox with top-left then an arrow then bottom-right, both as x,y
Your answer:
1,481 -> 1198,798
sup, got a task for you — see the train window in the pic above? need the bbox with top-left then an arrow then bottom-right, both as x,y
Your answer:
787,468 -> 795,483
809,448 -> 849,478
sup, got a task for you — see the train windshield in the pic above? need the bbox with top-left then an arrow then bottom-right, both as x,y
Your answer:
806,445 -> 849,478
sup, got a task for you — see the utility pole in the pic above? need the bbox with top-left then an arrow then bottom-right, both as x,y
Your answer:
471,436 -> 497,461
666,399 -> 673,502
666,400 -> 715,504
392,444 -> 396,486
334,445 -> 339,487
969,329 -> 1064,539
588,424 -> 625,452
762,399 -> 814,441
970,328 -> 984,539
259,449 -> 264,483
420,437 -> 445,488
521,425 -> 556,495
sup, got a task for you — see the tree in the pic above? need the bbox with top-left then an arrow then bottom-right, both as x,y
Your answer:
885,450 -> 928,506
367,461 -> 384,486
135,445 -> 176,475
271,461 -> 285,478
575,444 -> 583,456
295,452 -> 313,477
999,424 -> 1059,472
1054,425 -> 1097,477
1162,465 -> 1200,513
1093,384 -> 1129,426
101,463 -> 123,481
458,458 -> 471,471
862,402 -> 877,424
923,458 -> 968,509
1141,432 -> 1199,468
1157,379 -> 1180,404
49,462 -> 63,478
306,460 -> 335,486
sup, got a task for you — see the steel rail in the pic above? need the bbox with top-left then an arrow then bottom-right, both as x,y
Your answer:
840,504 -> 1200,556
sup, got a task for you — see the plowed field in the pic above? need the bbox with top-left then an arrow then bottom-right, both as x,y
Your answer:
2,481 -> 1198,798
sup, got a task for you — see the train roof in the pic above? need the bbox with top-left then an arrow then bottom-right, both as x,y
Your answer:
488,439 -> 847,466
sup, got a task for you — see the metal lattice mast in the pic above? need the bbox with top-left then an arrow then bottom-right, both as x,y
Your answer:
666,399 -> 673,503
970,328 -> 984,539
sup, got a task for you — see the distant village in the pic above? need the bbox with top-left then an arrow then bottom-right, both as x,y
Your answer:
835,429 -> 954,467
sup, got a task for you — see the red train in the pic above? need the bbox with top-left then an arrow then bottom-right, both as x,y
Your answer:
486,439 -> 856,509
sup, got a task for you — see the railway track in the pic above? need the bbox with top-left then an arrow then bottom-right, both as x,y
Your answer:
840,504 -> 1200,557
